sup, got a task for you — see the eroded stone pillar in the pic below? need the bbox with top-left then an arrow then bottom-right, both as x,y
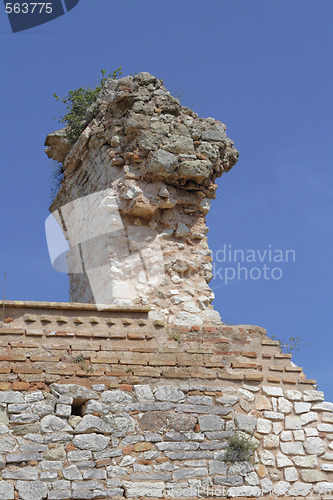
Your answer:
45,72 -> 239,325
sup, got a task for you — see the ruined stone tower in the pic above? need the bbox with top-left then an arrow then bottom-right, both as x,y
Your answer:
0,73 -> 331,500
45,72 -> 239,326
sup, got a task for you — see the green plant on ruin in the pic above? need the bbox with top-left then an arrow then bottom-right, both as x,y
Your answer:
74,354 -> 85,363
223,432 -> 257,463
166,326 -> 181,342
53,67 -> 122,144
73,354 -> 93,373
222,319 -> 235,326
270,335 -> 310,354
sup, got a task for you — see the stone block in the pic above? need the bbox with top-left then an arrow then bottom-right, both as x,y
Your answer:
123,481 -> 165,498
198,415 -> 224,432
6,452 -> 42,463
134,385 -> 154,401
280,441 -> 305,455
227,486 -> 261,497
235,413 -> 257,433
0,481 -> 14,500
16,480 -> 48,500
304,436 -> 327,455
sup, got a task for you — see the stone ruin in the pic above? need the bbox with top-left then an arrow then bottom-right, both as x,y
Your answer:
0,73 -> 331,500
45,71 -> 239,326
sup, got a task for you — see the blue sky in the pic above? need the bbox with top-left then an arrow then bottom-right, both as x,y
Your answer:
0,0 -> 332,400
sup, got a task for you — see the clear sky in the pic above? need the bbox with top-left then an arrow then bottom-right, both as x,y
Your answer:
1,0 -> 332,401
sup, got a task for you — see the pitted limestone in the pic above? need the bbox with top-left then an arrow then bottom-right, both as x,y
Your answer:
0,481 -> 14,500
16,481 -> 47,500
73,433 -> 110,451
46,72 -> 239,323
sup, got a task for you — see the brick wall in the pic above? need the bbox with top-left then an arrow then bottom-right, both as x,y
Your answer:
0,301 -> 314,391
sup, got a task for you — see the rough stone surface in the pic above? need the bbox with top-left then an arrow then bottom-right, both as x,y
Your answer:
16,481 -> 47,500
73,433 -> 110,451
198,415 -> 224,432
155,386 -> 185,403
0,361 -> 330,498
0,481 -> 14,500
235,413 -> 256,433
50,384 -> 98,401
47,72 -> 239,323
304,437 -> 327,455
40,415 -> 72,433
0,71 -> 330,500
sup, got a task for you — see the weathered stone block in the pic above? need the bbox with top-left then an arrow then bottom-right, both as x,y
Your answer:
50,384 -> 98,401
0,481 -> 14,500
2,467 -> 38,480
6,452 -> 42,463
0,392 -> 24,404
63,465 -> 83,480
154,386 -> 185,403
167,413 -> 196,432
304,436 -> 327,455
148,149 -> 178,178
226,485 -> 261,497
40,415 -> 72,433
16,480 -> 48,500
280,441 -> 305,455
43,445 -> 66,461
173,467 -> 208,480
123,481 -> 165,498
235,413 -> 257,433
292,455 -> 318,468
134,385 -> 154,401
300,468 -> 327,482
156,441 -> 199,451
73,433 -> 109,451
198,415 -> 224,432
0,437 -> 15,453
256,418 -> 271,434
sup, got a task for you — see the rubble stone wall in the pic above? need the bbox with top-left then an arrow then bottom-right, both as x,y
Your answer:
0,381 -> 332,500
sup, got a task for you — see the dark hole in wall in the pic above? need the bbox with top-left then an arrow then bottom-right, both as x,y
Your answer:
71,398 -> 86,416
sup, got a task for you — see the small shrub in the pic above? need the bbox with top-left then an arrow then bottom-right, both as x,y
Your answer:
270,334 -> 310,354
166,326 -> 181,342
223,319 -> 235,326
223,432 -> 257,463
53,67 -> 122,144
74,354 -> 85,363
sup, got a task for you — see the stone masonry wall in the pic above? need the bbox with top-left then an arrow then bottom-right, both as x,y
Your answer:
0,302 -> 332,499
2,71 -> 328,499
45,72 -> 239,325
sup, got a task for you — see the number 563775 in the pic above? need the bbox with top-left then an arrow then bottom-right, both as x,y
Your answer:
5,3 -> 53,14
